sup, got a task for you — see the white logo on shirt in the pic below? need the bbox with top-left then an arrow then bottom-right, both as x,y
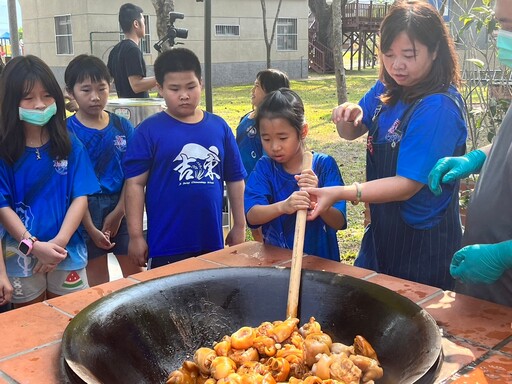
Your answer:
173,143 -> 221,182
385,118 -> 402,144
15,202 -> 34,232
53,159 -> 68,175
246,125 -> 257,139
114,135 -> 127,152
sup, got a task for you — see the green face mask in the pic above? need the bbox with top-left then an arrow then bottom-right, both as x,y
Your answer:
18,102 -> 57,126
497,29 -> 512,69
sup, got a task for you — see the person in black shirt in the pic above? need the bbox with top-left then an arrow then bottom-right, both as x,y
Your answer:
107,3 -> 157,98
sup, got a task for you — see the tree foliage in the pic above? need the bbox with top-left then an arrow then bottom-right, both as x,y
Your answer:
452,0 -> 510,149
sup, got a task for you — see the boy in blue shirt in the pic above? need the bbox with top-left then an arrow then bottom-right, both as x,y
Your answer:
124,48 -> 247,269
65,54 -> 144,286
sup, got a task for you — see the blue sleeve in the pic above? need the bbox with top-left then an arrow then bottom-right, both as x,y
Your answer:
69,138 -> 101,198
397,93 -> 467,184
0,167 -> 10,209
222,120 -> 247,182
244,157 -> 273,227
0,163 -> 12,208
66,115 -> 75,134
359,80 -> 386,128
236,113 -> 251,141
314,153 -> 347,229
121,116 -> 136,143
123,123 -> 153,179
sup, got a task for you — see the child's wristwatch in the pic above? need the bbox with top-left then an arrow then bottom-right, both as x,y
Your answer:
18,236 -> 38,256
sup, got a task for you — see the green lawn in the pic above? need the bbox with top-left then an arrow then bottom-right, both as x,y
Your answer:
209,70 -> 379,263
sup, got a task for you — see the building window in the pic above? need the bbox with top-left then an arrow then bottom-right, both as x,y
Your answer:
140,15 -> 151,54
119,14 -> 151,54
215,24 -> 240,37
276,18 -> 297,51
54,15 -> 73,55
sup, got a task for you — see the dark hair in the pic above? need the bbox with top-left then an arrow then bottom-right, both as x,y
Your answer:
119,3 -> 143,33
0,55 -> 71,165
379,0 -> 461,104
255,88 -> 305,138
256,69 -> 290,93
65,54 -> 111,92
154,47 -> 201,85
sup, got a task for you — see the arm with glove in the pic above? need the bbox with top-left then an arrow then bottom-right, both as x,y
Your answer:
428,145 -> 491,196
450,240 -> 512,284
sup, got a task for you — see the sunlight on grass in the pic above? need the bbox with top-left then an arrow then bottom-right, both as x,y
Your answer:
209,70 -> 379,263
209,72 -> 377,147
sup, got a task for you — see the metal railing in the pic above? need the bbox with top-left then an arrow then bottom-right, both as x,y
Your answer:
308,40 -> 334,73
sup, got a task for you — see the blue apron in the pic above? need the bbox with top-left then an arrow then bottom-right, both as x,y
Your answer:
355,95 -> 464,290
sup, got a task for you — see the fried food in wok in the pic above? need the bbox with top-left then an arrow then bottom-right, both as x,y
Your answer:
167,317 -> 383,384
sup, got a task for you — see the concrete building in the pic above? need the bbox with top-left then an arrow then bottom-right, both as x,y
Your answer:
17,0 -> 309,86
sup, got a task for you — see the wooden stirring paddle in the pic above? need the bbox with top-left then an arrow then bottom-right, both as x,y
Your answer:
286,151 -> 313,319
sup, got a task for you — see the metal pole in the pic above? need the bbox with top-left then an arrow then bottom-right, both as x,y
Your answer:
7,0 -> 20,57
204,0 -> 212,112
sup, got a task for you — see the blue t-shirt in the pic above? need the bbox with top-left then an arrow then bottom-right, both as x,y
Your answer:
359,80 -> 467,228
0,136 -> 100,277
67,112 -> 135,194
236,112 -> 263,178
0,194 -> 5,239
123,111 -> 247,258
245,152 -> 347,261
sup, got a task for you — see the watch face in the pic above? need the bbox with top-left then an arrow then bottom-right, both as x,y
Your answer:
18,241 -> 31,255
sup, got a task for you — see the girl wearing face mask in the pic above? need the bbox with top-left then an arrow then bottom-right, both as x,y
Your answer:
0,55 -> 99,308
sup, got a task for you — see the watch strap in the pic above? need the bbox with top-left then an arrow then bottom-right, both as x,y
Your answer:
18,237 -> 35,255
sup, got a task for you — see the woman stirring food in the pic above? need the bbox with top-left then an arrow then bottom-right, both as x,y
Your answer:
306,0 -> 467,290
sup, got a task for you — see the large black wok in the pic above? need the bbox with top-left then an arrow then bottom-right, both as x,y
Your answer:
61,267 -> 442,384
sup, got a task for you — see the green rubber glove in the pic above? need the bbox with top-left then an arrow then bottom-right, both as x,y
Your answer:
428,150 -> 487,196
450,240 -> 512,284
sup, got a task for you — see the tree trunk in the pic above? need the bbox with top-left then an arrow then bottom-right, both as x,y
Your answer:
332,0 -> 347,104
261,0 -> 269,67
308,0 -> 332,47
7,0 -> 20,57
151,0 -> 175,51
260,0 -> 283,68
